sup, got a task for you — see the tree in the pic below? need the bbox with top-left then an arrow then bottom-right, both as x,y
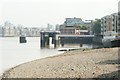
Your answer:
92,19 -> 101,35
80,25 -> 87,30
75,25 -> 87,30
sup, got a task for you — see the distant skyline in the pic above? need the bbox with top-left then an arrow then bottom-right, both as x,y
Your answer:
0,0 -> 120,27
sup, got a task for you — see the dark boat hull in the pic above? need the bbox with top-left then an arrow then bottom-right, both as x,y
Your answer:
102,39 -> 120,48
111,40 -> 120,47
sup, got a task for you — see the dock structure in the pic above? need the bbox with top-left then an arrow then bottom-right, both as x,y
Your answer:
59,35 -> 94,47
40,31 -> 60,48
40,31 -> 96,48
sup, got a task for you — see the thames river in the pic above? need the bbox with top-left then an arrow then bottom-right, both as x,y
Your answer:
0,37 -> 92,75
0,37 -> 64,75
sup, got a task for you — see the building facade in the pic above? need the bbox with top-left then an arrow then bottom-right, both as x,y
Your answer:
0,26 -> 3,37
2,21 -> 41,37
118,1 -> 120,33
101,13 -> 119,36
60,27 -> 80,35
3,21 -> 16,37
55,24 -> 60,31
64,17 -> 84,27
60,17 -> 85,35
29,28 -> 41,37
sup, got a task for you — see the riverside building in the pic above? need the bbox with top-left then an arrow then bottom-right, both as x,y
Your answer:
59,17 -> 89,35
118,1 -> 120,32
101,13 -> 119,36
101,1 -> 120,47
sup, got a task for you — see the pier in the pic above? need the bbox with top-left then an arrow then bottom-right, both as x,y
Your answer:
59,35 -> 94,47
40,31 -> 95,48
40,31 -> 60,48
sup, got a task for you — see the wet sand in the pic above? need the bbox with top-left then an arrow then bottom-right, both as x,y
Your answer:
2,48 -> 119,78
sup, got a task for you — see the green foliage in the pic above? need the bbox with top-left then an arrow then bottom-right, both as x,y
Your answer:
75,25 -> 87,30
92,19 -> 101,35
80,25 -> 87,30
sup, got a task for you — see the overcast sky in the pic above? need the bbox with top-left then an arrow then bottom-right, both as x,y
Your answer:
0,0 -> 120,27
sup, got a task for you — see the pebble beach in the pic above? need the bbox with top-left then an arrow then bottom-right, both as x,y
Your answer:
1,48 -> 119,78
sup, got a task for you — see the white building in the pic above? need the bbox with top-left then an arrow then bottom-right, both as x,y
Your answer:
101,13 -> 119,36
29,27 -> 41,37
118,1 -> 120,32
3,21 -> 16,37
111,13 -> 119,32
55,24 -> 60,31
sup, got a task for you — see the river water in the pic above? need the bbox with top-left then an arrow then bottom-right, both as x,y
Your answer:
0,37 -> 64,75
0,37 -> 92,75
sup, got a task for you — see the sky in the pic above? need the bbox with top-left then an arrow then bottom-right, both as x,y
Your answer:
0,0 -> 120,27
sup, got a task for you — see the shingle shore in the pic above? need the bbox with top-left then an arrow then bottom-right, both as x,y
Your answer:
2,48 -> 119,78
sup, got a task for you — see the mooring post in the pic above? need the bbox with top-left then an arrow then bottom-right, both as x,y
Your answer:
53,33 -> 60,48
40,32 -> 45,48
80,44 -> 83,47
45,33 -> 49,48
19,36 -> 27,43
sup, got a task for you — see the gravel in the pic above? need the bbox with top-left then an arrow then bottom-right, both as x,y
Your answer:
2,48 -> 119,78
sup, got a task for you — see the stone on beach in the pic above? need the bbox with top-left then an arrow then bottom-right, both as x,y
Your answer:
2,48 -> 119,78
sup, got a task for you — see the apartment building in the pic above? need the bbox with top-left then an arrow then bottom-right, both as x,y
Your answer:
111,13 -> 119,32
118,1 -> 120,32
101,13 -> 118,36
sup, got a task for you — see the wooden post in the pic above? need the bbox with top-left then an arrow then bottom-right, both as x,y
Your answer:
80,44 -> 83,47
45,33 -> 49,48
54,33 -> 60,48
19,36 -> 27,43
40,32 -> 45,48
